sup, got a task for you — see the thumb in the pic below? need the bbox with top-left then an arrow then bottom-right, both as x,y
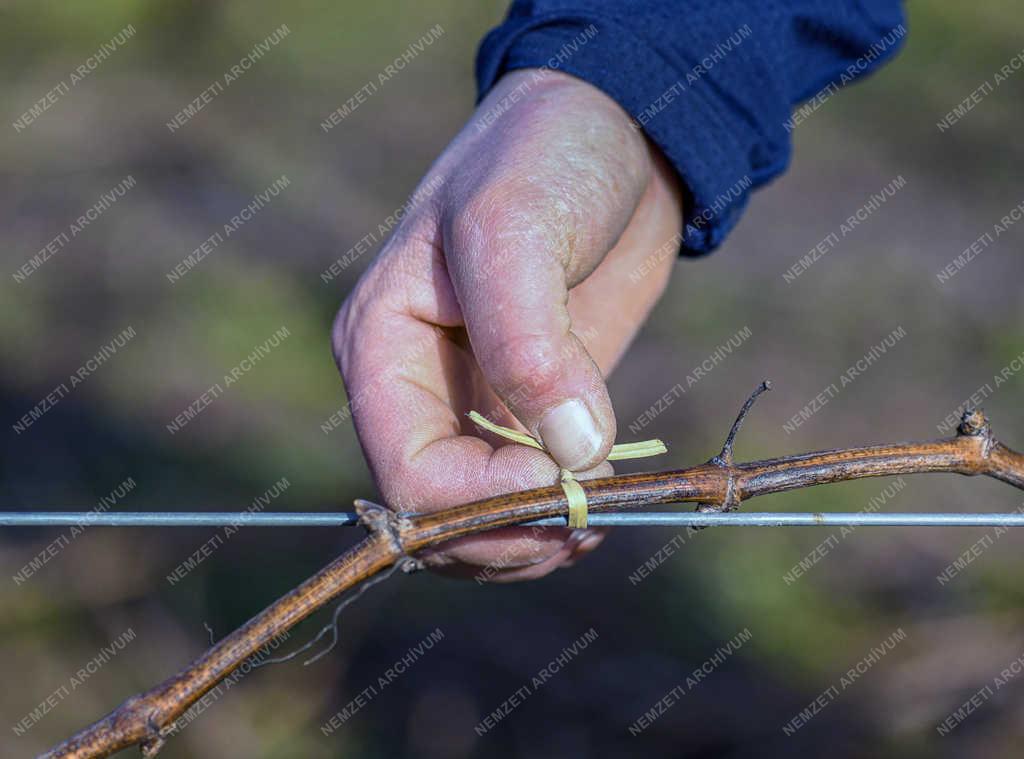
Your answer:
443,175 -> 644,471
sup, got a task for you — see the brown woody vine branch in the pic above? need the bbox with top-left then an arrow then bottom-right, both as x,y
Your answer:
41,392 -> 1024,758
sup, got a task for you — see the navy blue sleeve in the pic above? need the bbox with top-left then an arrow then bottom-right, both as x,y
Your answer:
476,1 -> 906,256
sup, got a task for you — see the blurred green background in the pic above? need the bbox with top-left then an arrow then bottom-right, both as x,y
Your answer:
2,2 -> 1024,757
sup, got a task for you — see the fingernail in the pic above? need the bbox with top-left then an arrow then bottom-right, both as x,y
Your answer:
538,400 -> 602,471
575,529 -> 605,554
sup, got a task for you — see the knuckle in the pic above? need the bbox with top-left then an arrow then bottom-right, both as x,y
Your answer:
448,181 -> 553,268
483,332 -> 566,403
331,277 -> 386,377
331,300 -> 356,375
449,185 -> 506,249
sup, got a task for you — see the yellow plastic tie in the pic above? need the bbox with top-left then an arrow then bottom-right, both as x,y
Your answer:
467,410 -> 667,528
559,469 -> 589,528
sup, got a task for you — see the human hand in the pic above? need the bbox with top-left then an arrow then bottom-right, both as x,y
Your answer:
332,69 -> 682,581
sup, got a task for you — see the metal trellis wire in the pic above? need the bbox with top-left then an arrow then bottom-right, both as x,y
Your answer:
3,510 -> 1024,528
